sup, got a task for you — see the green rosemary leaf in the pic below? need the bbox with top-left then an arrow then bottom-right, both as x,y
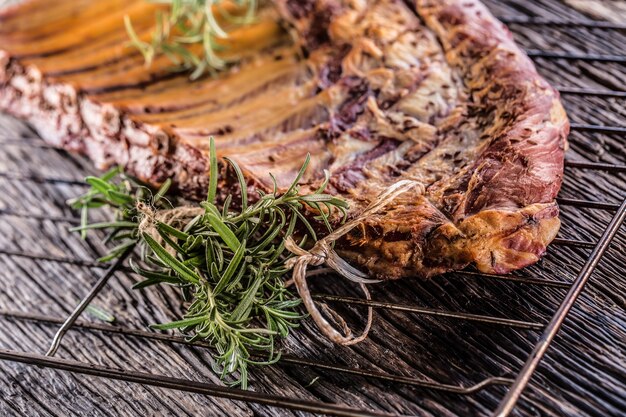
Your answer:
224,156 -> 247,210
270,299 -> 303,310
205,212 -> 240,252
184,214 -> 203,233
213,238 -> 225,270
224,262 -> 248,293
285,153 -> 310,197
184,235 -> 204,252
124,15 -> 154,64
267,213 -> 299,263
81,201 -> 108,209
142,233 -> 201,284
205,236 -> 215,272
208,136 -> 219,203
79,205 -> 89,240
235,327 -> 278,335
107,190 -> 136,205
151,316 -> 206,330
290,207 -> 317,241
156,226 -> 187,255
249,210 -> 285,255
69,221 -> 138,232
185,254 -> 206,268
222,194 -> 233,218
154,178 -> 173,202
231,272 -> 265,322
85,176 -> 115,194
156,220 -> 190,241
308,201 -> 331,232
267,308 -> 303,321
315,169 -> 331,194
201,201 -> 222,218
210,261 -> 222,280
301,193 -> 350,209
299,194 -> 338,203
217,0 -> 256,24
130,261 -> 182,288
132,279 -> 179,290
101,166 -> 124,181
269,173 -> 278,195
214,239 -> 246,295
86,305 -> 116,323
98,242 -> 136,263
206,2 -> 228,38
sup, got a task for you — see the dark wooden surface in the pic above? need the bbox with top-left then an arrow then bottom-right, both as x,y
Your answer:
1,0 -> 625,416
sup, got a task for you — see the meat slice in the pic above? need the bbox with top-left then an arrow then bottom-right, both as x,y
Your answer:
0,0 -> 568,279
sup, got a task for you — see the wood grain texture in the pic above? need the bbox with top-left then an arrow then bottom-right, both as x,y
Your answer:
564,0 -> 626,23
0,0 -> 625,416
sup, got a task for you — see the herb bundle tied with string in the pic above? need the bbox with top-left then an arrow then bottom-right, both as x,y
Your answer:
69,138 -> 350,388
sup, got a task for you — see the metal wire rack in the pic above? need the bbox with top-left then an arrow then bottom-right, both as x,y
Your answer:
0,9 -> 625,417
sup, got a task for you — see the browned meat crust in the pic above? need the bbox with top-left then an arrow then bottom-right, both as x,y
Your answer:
0,0 -> 568,279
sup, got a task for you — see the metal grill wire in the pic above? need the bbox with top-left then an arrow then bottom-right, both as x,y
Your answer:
0,15 -> 625,417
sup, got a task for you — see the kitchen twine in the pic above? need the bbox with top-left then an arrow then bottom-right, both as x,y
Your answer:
284,179 -> 423,345
136,179 -> 423,345
137,202 -> 205,250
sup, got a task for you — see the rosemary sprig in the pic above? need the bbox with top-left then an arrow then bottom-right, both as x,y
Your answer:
126,0 -> 258,79
69,138 -> 348,388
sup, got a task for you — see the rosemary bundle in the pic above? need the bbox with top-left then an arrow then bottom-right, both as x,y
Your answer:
125,0 -> 258,79
69,139 -> 349,388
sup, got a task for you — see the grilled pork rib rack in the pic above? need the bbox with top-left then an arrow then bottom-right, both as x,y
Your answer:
0,0 -> 569,279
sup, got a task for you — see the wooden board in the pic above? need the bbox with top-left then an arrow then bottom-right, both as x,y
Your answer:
0,0 -> 625,416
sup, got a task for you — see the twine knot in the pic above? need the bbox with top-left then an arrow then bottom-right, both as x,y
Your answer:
285,239 -> 329,268
136,202 -> 204,253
